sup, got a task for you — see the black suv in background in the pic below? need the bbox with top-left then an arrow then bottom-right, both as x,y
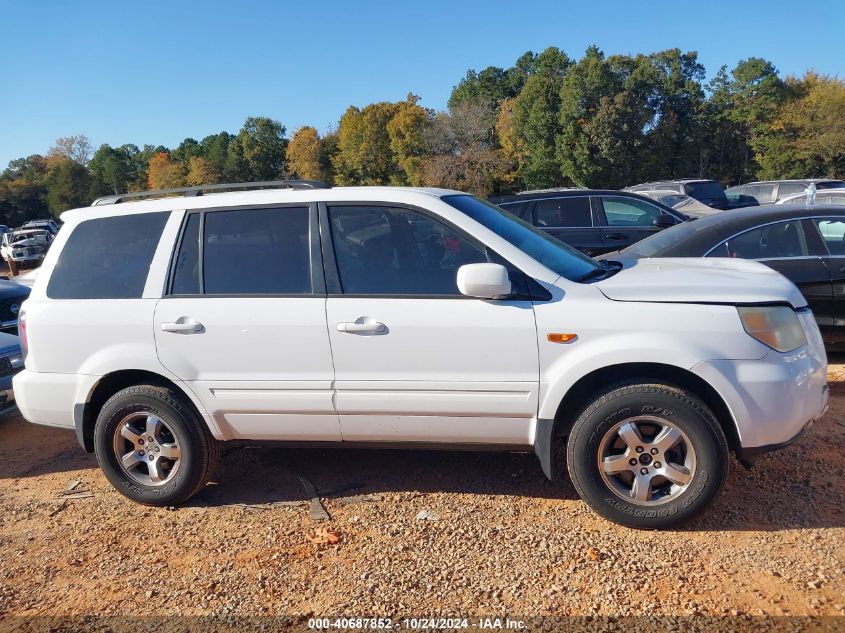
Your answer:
625,179 -> 733,210
488,189 -> 685,256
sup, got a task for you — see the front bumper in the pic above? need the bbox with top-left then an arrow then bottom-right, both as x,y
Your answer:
692,332 -> 828,457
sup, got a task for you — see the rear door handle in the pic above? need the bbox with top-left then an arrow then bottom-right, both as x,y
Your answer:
605,233 -> 629,240
337,319 -> 386,334
161,319 -> 203,333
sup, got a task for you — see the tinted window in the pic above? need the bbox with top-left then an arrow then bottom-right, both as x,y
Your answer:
818,181 -> 845,190
203,207 -> 311,295
814,218 -> 845,255
47,212 -> 168,299
171,213 -> 200,294
441,195 -> 603,282
534,197 -> 591,227
684,181 -> 727,201
723,221 -> 808,259
601,197 -> 664,227
328,205 -> 486,295
705,243 -> 731,257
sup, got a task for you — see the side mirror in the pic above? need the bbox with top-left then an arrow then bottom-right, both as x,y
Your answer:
653,213 -> 678,228
457,263 -> 512,299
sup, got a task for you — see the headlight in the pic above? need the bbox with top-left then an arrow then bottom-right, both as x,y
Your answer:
737,306 -> 807,352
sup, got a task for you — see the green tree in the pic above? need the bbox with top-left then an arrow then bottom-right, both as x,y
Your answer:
234,116 -> 287,181
448,52 -> 536,109
46,158 -> 91,211
513,46 -> 571,188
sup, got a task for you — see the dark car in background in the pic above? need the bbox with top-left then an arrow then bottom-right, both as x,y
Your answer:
599,204 -> 845,348
488,189 -> 685,256
625,179 -> 734,210
726,179 -> 845,205
0,280 -> 29,334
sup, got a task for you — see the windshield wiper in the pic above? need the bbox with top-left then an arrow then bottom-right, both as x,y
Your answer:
578,260 -> 622,283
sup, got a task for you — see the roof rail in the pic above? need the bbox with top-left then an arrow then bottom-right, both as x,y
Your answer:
91,180 -> 331,206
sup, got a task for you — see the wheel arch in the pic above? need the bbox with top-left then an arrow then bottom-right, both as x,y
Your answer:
76,369 -> 212,453
534,362 -> 739,480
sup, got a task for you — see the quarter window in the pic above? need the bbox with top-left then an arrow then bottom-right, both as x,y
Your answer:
47,212 -> 169,299
813,218 -> 845,256
534,198 -> 591,227
718,221 -> 808,260
328,205 -> 486,295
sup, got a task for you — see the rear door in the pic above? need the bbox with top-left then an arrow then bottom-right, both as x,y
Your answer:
597,195 -> 679,250
530,196 -> 604,255
154,204 -> 340,441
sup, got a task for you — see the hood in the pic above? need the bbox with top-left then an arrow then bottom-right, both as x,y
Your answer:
0,280 -> 30,300
595,257 -> 806,308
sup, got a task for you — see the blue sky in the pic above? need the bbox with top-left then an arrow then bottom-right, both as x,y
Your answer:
1,0 -> 843,168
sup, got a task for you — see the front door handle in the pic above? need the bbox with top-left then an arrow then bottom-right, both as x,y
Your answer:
605,233 -> 629,240
337,318 -> 386,334
161,319 -> 203,334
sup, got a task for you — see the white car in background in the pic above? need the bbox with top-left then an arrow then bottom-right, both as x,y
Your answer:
777,191 -> 845,206
13,182 -> 828,529
1,228 -> 53,264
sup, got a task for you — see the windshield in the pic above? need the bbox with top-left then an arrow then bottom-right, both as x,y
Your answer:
441,195 -> 602,282
619,221 -> 698,257
685,181 -> 727,200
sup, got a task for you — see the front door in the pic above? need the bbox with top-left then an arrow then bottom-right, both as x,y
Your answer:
808,217 -> 845,345
322,204 -> 539,445
154,205 -> 340,441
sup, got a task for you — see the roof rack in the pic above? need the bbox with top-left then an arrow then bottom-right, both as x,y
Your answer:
91,180 -> 331,206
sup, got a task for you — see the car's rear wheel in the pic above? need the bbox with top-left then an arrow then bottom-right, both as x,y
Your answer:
94,384 -> 219,506
566,381 -> 728,529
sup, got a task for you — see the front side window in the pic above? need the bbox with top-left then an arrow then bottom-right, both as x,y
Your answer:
47,212 -> 169,299
328,205 -> 486,295
170,207 -> 311,295
720,221 -> 808,259
601,197 -> 664,227
534,197 -> 591,227
499,201 -> 530,219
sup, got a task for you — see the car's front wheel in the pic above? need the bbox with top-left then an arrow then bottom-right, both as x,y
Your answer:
93,384 -> 219,506
566,381 -> 728,529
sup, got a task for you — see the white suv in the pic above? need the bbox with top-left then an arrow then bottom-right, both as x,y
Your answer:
14,182 -> 829,528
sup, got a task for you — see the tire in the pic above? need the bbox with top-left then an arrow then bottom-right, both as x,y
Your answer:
93,384 -> 220,506
566,381 -> 728,529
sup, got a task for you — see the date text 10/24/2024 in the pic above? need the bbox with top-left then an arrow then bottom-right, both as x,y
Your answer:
308,617 -> 527,630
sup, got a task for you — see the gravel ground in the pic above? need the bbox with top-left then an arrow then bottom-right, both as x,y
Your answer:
1,361 -> 844,629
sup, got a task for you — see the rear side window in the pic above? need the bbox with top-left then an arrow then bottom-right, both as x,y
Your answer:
47,212 -> 169,299
534,197 -> 591,227
721,220 -> 808,259
170,207 -> 311,295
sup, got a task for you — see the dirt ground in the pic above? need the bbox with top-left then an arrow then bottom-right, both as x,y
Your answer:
1,359 -> 844,629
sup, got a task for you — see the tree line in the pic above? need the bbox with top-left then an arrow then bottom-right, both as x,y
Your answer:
2,46 -> 844,225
